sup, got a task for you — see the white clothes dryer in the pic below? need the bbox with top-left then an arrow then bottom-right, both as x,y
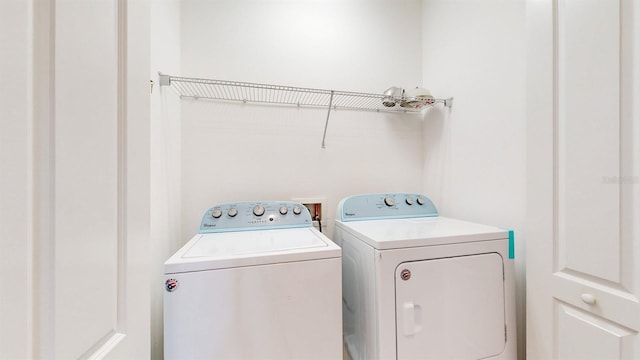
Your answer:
164,201 -> 342,359
334,193 -> 517,360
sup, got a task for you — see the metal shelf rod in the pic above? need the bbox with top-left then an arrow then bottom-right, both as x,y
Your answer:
322,91 -> 334,149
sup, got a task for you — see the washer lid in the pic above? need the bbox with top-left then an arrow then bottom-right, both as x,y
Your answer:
164,227 -> 340,273
336,216 -> 508,250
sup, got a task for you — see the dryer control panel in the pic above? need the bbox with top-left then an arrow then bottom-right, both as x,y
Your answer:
337,193 -> 438,221
199,201 -> 313,233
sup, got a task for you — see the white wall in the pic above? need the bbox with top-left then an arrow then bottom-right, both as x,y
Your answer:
150,1 -> 181,358
421,1 -> 527,359
179,0 -> 427,240
0,1 -> 32,358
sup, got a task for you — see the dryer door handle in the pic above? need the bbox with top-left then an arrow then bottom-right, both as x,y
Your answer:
402,302 -> 422,336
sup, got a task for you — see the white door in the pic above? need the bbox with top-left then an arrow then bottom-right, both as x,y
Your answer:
526,0 -> 640,359
0,0 -> 150,358
395,253 -> 506,360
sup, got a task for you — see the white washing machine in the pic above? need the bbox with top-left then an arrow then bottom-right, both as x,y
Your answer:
334,193 -> 517,360
164,201 -> 342,359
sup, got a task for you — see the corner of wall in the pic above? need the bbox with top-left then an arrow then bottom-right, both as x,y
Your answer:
150,0 -> 182,358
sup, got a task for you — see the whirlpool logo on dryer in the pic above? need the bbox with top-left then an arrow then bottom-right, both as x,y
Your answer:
165,278 -> 179,292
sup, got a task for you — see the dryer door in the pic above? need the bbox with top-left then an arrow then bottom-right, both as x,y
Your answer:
395,253 -> 506,360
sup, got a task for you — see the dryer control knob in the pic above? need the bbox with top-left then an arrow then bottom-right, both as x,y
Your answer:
279,206 -> 288,215
405,197 -> 414,205
417,197 -> 425,205
253,205 -> 266,217
384,197 -> 395,207
211,209 -> 222,218
228,208 -> 238,217
293,206 -> 302,215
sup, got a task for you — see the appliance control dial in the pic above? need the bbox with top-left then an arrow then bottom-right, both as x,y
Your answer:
199,201 -> 314,233
405,197 -> 414,205
253,204 -> 266,217
384,197 -> 395,207
417,197 -> 425,205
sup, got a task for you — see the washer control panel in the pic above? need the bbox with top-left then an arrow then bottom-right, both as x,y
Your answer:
199,201 -> 312,233
338,193 -> 438,221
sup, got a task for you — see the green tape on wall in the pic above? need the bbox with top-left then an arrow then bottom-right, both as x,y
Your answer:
508,230 -> 515,259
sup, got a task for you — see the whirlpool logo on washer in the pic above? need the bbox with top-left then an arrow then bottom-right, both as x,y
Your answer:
165,278 -> 179,292
344,212 -> 356,217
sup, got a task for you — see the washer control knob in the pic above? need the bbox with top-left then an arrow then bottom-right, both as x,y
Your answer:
253,205 -> 266,217
405,197 -> 414,205
293,206 -> 302,215
384,197 -> 395,207
417,197 -> 425,205
211,209 -> 222,218
228,208 -> 238,217
279,206 -> 288,215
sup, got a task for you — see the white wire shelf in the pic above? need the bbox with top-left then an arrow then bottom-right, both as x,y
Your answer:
158,73 -> 453,148
159,74 -> 453,113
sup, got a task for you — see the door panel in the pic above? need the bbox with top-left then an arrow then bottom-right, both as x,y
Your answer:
27,0 -> 150,358
555,301 -> 636,359
556,0 -> 621,283
395,253 -> 505,360
55,0 -> 119,357
527,0 -> 640,358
